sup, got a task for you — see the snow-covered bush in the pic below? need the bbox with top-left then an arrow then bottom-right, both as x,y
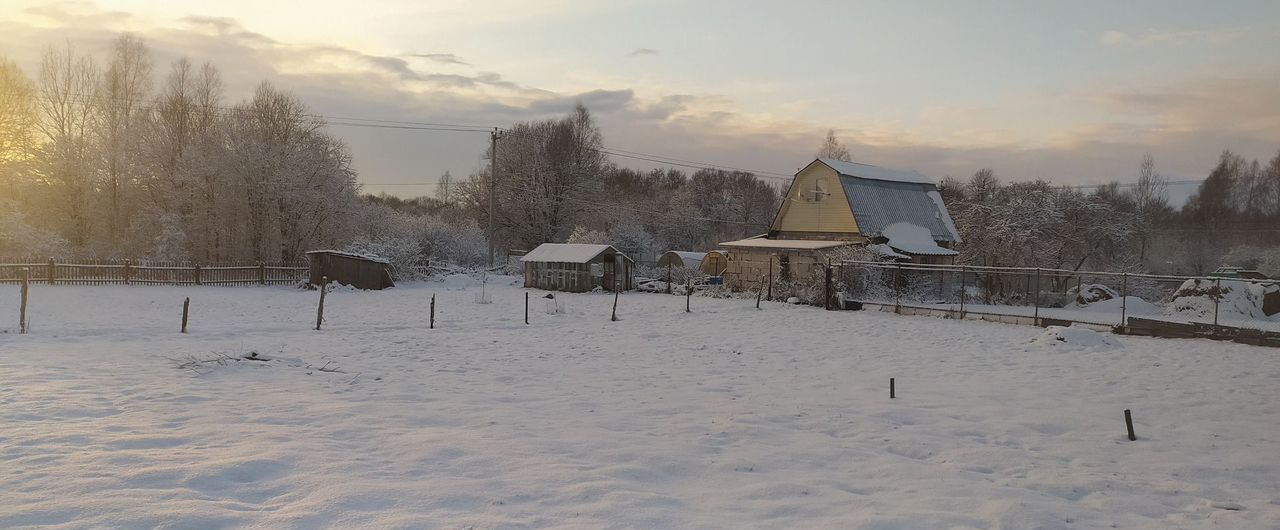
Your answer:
1165,278 -> 1280,320
0,200 -> 69,257
347,205 -> 489,279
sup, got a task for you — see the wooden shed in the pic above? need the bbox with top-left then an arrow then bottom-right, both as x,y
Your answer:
521,243 -> 634,292
306,250 -> 395,290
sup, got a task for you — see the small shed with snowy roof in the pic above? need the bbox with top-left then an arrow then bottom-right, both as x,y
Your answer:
306,250 -> 395,290
767,158 -> 960,263
521,243 -> 634,292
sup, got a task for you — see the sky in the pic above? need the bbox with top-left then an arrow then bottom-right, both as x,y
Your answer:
3,0 -> 1279,202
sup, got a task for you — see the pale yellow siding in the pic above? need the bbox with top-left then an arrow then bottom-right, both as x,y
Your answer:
770,163 -> 860,234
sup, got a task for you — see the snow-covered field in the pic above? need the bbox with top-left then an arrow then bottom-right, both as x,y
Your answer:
3,275 -> 1279,529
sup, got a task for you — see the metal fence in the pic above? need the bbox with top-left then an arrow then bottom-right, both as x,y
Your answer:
0,258 -> 309,286
829,260 -> 1280,343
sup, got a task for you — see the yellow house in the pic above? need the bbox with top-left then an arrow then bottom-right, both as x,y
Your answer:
721,158 -> 961,290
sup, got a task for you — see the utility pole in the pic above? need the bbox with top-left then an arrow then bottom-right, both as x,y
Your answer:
488,128 -> 500,268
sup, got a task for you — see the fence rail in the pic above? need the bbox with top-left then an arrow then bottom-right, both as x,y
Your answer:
0,258 -> 308,286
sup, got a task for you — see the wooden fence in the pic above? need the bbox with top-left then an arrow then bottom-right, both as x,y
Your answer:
0,258 -> 308,286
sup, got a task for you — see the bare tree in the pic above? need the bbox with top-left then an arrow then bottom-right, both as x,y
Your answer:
95,34 -> 153,246
435,170 -> 452,206
816,128 -> 852,161
1131,153 -> 1169,261
35,42 -> 99,247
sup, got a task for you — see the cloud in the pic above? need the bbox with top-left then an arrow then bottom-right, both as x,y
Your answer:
408,53 -> 470,65
2,1 -> 1276,194
1099,28 -> 1241,47
627,48 -> 659,57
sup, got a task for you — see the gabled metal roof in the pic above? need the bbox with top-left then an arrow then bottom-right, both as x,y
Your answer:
521,243 -> 633,263
838,176 -> 960,243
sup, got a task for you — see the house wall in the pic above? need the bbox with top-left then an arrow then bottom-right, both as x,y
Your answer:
769,163 -> 861,236
722,246 -> 832,292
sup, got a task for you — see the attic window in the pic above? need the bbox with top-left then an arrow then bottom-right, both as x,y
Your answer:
805,177 -> 830,202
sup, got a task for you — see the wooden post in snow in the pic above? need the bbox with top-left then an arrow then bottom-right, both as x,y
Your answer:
766,255 -> 773,301
19,268 -> 29,334
525,292 -> 529,325
1033,267 -> 1041,325
824,264 -> 833,310
686,280 -> 692,313
181,297 -> 190,333
430,293 -> 436,329
1124,409 -> 1136,441
611,289 -> 620,322
315,276 -> 327,331
890,377 -> 895,399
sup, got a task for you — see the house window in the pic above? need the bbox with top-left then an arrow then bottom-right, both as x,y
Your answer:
805,177 -> 830,202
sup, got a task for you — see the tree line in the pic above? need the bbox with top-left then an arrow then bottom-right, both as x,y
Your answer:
940,150 -> 1280,276
1,36 -> 361,262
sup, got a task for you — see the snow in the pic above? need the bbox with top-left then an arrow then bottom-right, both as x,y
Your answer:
520,243 -> 618,263
303,249 -> 390,264
882,222 -> 959,256
1074,296 -> 1160,316
1166,278 -> 1280,323
3,279 -> 1280,528
1030,325 -> 1123,351
719,237 -> 852,250
817,158 -> 937,185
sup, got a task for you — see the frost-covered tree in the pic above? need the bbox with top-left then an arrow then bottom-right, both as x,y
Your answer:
816,129 -> 851,161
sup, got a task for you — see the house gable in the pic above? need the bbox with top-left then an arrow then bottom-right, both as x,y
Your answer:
769,161 -> 861,237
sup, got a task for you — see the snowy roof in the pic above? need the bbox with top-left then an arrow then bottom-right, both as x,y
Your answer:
720,237 -> 853,250
867,243 -> 909,260
837,171 -> 961,243
881,222 -> 959,256
520,243 -> 630,263
304,250 -> 390,264
817,158 -> 936,185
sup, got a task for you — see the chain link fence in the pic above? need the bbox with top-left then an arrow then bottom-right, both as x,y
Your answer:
829,260 -> 1280,341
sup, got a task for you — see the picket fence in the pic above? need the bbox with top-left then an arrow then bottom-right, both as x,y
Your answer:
0,257 -> 308,286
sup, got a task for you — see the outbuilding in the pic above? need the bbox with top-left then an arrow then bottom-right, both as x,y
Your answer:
521,243 -> 634,292
657,250 -> 730,278
306,250 -> 395,290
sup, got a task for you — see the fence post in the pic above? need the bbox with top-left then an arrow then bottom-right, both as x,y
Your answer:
894,263 -> 902,312
1033,267 -> 1041,325
123,260 -> 132,285
1121,273 -> 1129,328
430,293 -> 435,329
824,263 -> 833,310
686,280 -> 692,313
315,276 -> 327,331
181,297 -> 190,333
766,254 -> 773,301
666,262 -> 672,294
194,264 -> 202,286
19,268 -> 29,334
1213,277 -> 1221,328
756,274 -> 764,309
959,265 -> 967,319
47,258 -> 55,285
259,262 -> 267,285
